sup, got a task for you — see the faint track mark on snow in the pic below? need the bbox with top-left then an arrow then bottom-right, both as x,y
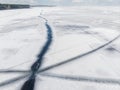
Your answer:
41,73 -> 120,85
82,29 -> 120,53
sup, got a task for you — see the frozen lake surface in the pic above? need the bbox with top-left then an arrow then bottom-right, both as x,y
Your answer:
0,6 -> 120,90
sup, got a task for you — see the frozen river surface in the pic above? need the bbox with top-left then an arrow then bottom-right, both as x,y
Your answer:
0,6 -> 120,90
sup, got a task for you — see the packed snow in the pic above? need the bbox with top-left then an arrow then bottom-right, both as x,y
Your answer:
0,6 -> 120,90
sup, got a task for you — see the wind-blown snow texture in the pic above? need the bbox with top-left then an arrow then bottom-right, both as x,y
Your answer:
0,6 -> 120,90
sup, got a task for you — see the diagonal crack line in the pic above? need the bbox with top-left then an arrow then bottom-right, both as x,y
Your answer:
0,34 -> 120,87
37,34 -> 120,73
0,34 -> 120,74
41,73 -> 120,85
0,74 -> 30,87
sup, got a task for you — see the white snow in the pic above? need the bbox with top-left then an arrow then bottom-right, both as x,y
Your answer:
0,6 -> 120,90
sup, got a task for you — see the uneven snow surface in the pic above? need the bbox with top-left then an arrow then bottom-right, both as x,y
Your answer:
0,6 -> 120,90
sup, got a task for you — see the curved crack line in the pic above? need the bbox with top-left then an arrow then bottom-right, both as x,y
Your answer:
21,17 -> 53,90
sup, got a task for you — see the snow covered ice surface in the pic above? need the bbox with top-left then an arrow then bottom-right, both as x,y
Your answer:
0,6 -> 120,90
